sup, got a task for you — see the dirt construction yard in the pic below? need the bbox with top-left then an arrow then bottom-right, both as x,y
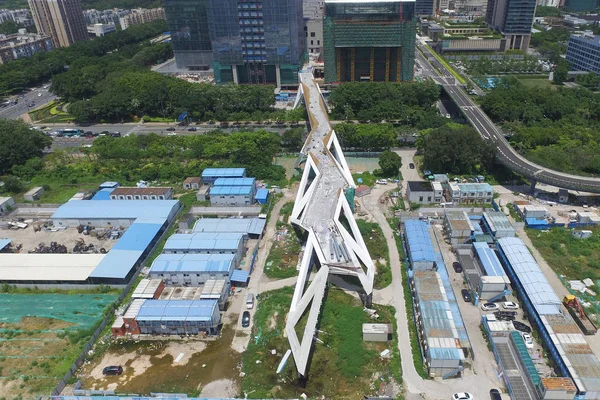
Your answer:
79,294 -> 247,397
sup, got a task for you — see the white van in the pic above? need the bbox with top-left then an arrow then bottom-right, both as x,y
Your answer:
246,293 -> 254,309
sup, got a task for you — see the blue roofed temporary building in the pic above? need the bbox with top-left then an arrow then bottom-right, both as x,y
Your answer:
255,188 -> 269,205
473,242 -> 505,277
472,242 -> 511,302
231,269 -> 250,285
497,237 -> 600,398
525,218 -> 549,228
0,239 -> 11,251
99,181 -> 119,189
213,177 -> 256,187
91,188 -> 115,200
192,217 -> 266,238
163,233 -> 244,263
50,200 -> 181,284
201,168 -> 246,185
209,185 -> 255,206
404,219 -> 472,378
134,299 -> 220,335
404,219 -> 437,270
149,253 -> 235,285
52,200 -> 180,228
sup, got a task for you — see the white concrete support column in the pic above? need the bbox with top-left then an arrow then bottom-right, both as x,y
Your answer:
232,65 -> 239,84
276,64 -> 281,89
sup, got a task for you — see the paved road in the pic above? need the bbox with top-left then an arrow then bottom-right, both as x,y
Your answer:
0,87 -> 57,120
46,123 -> 288,151
416,44 -> 600,193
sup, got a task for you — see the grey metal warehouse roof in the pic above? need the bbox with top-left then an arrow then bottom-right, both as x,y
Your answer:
193,218 -> 266,236
163,233 -> 244,252
135,299 -> 218,322
150,253 -> 235,274
496,237 -> 561,315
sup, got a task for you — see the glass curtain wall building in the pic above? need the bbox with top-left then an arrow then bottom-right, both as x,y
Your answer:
485,0 -> 536,50
323,0 -> 417,83
164,0 -> 213,70
207,0 -> 305,85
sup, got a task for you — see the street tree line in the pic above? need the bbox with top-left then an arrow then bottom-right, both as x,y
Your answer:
0,20 -> 167,96
481,77 -> 600,176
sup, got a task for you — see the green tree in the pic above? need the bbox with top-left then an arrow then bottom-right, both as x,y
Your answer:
378,150 -> 402,177
281,128 -> 305,150
418,123 -> 496,174
0,120 -> 51,174
553,60 -> 569,85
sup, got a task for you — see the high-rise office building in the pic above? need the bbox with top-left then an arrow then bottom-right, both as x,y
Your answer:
485,0 -> 536,50
28,0 -> 87,48
323,0 -> 417,83
164,0 -> 213,70
566,32 -> 600,74
207,0 -> 305,86
415,0 -> 435,16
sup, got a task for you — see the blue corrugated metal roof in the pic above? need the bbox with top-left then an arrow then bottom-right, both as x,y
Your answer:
497,237 -> 562,315
0,239 -> 11,250
91,188 -> 114,200
164,233 -> 244,252
150,253 -> 235,274
404,220 -> 437,263
255,188 -> 269,201
231,269 -> 249,283
526,218 -> 548,226
210,186 -> 253,196
51,200 -> 179,220
136,299 -> 218,322
89,249 -> 143,279
202,168 -> 246,178
429,347 -> 464,361
193,218 -> 266,236
112,222 -> 163,252
473,242 -> 505,277
214,177 -> 255,187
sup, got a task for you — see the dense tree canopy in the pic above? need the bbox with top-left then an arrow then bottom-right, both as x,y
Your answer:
0,120 -> 51,174
535,6 -> 562,17
480,77 -> 600,175
418,123 -> 496,174
328,81 -> 440,122
0,20 -> 33,35
378,151 -> 402,177
335,123 -> 397,150
0,20 -> 167,95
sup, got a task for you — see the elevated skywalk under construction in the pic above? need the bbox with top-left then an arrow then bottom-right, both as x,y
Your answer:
284,68 -> 375,377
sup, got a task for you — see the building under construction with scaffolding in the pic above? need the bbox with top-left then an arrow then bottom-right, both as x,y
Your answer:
323,0 -> 417,83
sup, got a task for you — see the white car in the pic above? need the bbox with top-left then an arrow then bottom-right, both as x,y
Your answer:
452,393 -> 473,400
522,333 -> 534,349
37,92 -> 42,97
481,302 -> 499,311
376,179 -> 388,185
503,301 -> 519,310
167,132 -> 177,136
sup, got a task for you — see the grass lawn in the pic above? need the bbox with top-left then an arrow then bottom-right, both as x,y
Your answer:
517,78 -> 556,90
29,101 -> 74,123
527,227 -> 600,299
353,171 -> 378,187
241,287 -> 402,399
357,219 -> 391,289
